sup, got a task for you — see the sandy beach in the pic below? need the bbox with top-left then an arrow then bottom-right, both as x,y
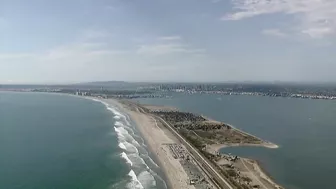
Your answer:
101,98 -> 196,189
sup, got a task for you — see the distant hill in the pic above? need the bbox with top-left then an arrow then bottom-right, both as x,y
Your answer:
75,81 -> 130,86
72,81 -> 153,90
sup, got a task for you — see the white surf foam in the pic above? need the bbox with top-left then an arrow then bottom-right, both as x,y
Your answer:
119,143 -> 127,150
149,169 -> 168,189
141,154 -> 159,167
114,126 -> 131,137
107,107 -> 127,119
114,126 -> 127,141
114,127 -> 139,153
132,140 -> 141,148
127,170 -> 144,189
115,121 -> 125,127
128,154 -> 149,169
106,106 -> 131,126
91,98 -> 109,107
123,141 -> 139,154
124,118 -> 131,126
115,126 -> 141,148
121,152 -> 133,166
89,97 -> 163,189
138,170 -> 156,189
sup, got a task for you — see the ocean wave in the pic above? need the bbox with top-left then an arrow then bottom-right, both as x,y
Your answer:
124,118 -> 131,127
124,141 -> 139,154
88,98 -> 125,122
115,126 -> 140,149
91,98 -> 109,107
138,170 -> 156,189
128,154 -> 149,169
114,126 -> 127,141
121,152 -> 133,166
115,126 -> 140,147
90,98 -> 164,189
149,169 -> 168,189
127,170 -> 144,189
106,105 -> 131,126
107,107 -> 127,120
115,121 -> 126,127
118,143 -> 127,150
141,154 -> 159,167
131,138 -> 141,147
114,115 -> 121,120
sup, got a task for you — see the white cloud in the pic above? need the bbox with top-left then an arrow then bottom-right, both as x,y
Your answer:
224,0 -> 336,38
0,53 -> 37,60
137,43 -> 205,55
0,32 -> 208,83
137,36 -> 205,55
158,36 -> 182,41
262,29 -> 287,37
0,41 -> 125,66
80,30 -> 112,41
301,27 -> 334,38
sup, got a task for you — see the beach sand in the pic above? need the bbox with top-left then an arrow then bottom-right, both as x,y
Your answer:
242,158 -> 283,189
102,98 -> 196,189
208,144 -> 282,189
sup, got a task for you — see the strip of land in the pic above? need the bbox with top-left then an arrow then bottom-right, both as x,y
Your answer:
100,98 -> 283,189
102,98 -> 220,189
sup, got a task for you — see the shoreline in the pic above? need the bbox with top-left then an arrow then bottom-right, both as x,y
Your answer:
84,97 -> 173,189
100,98 -> 197,189
108,99 -> 171,189
202,114 -> 279,150
247,159 -> 283,189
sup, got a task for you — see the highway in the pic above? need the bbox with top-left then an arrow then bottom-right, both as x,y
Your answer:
137,106 -> 234,189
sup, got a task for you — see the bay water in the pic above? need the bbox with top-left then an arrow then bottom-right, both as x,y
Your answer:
0,92 -> 166,189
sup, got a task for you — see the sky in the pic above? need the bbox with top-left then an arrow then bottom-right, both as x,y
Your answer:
1,0 -> 336,84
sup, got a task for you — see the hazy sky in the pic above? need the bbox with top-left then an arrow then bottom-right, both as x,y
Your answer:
1,0 -> 336,84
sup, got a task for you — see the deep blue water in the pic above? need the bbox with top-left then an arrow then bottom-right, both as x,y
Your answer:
0,92 -> 165,189
136,93 -> 336,189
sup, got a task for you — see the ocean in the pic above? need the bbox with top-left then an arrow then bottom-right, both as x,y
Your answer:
136,93 -> 336,189
0,92 -> 166,189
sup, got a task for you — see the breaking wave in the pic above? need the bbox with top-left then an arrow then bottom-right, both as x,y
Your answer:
127,170 -> 144,189
89,98 -> 163,189
138,170 -> 156,189
121,152 -> 133,166
119,143 -> 127,150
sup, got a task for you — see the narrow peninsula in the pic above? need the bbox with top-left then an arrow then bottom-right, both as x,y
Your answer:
101,97 -> 283,189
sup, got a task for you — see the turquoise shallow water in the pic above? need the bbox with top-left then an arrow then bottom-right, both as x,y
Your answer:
0,92 -> 166,189
136,93 -> 336,189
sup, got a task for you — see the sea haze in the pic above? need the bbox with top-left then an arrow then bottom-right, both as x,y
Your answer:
137,93 -> 336,189
0,92 -> 165,189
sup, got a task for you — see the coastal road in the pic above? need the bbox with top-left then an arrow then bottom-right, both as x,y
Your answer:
136,106 -> 234,189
